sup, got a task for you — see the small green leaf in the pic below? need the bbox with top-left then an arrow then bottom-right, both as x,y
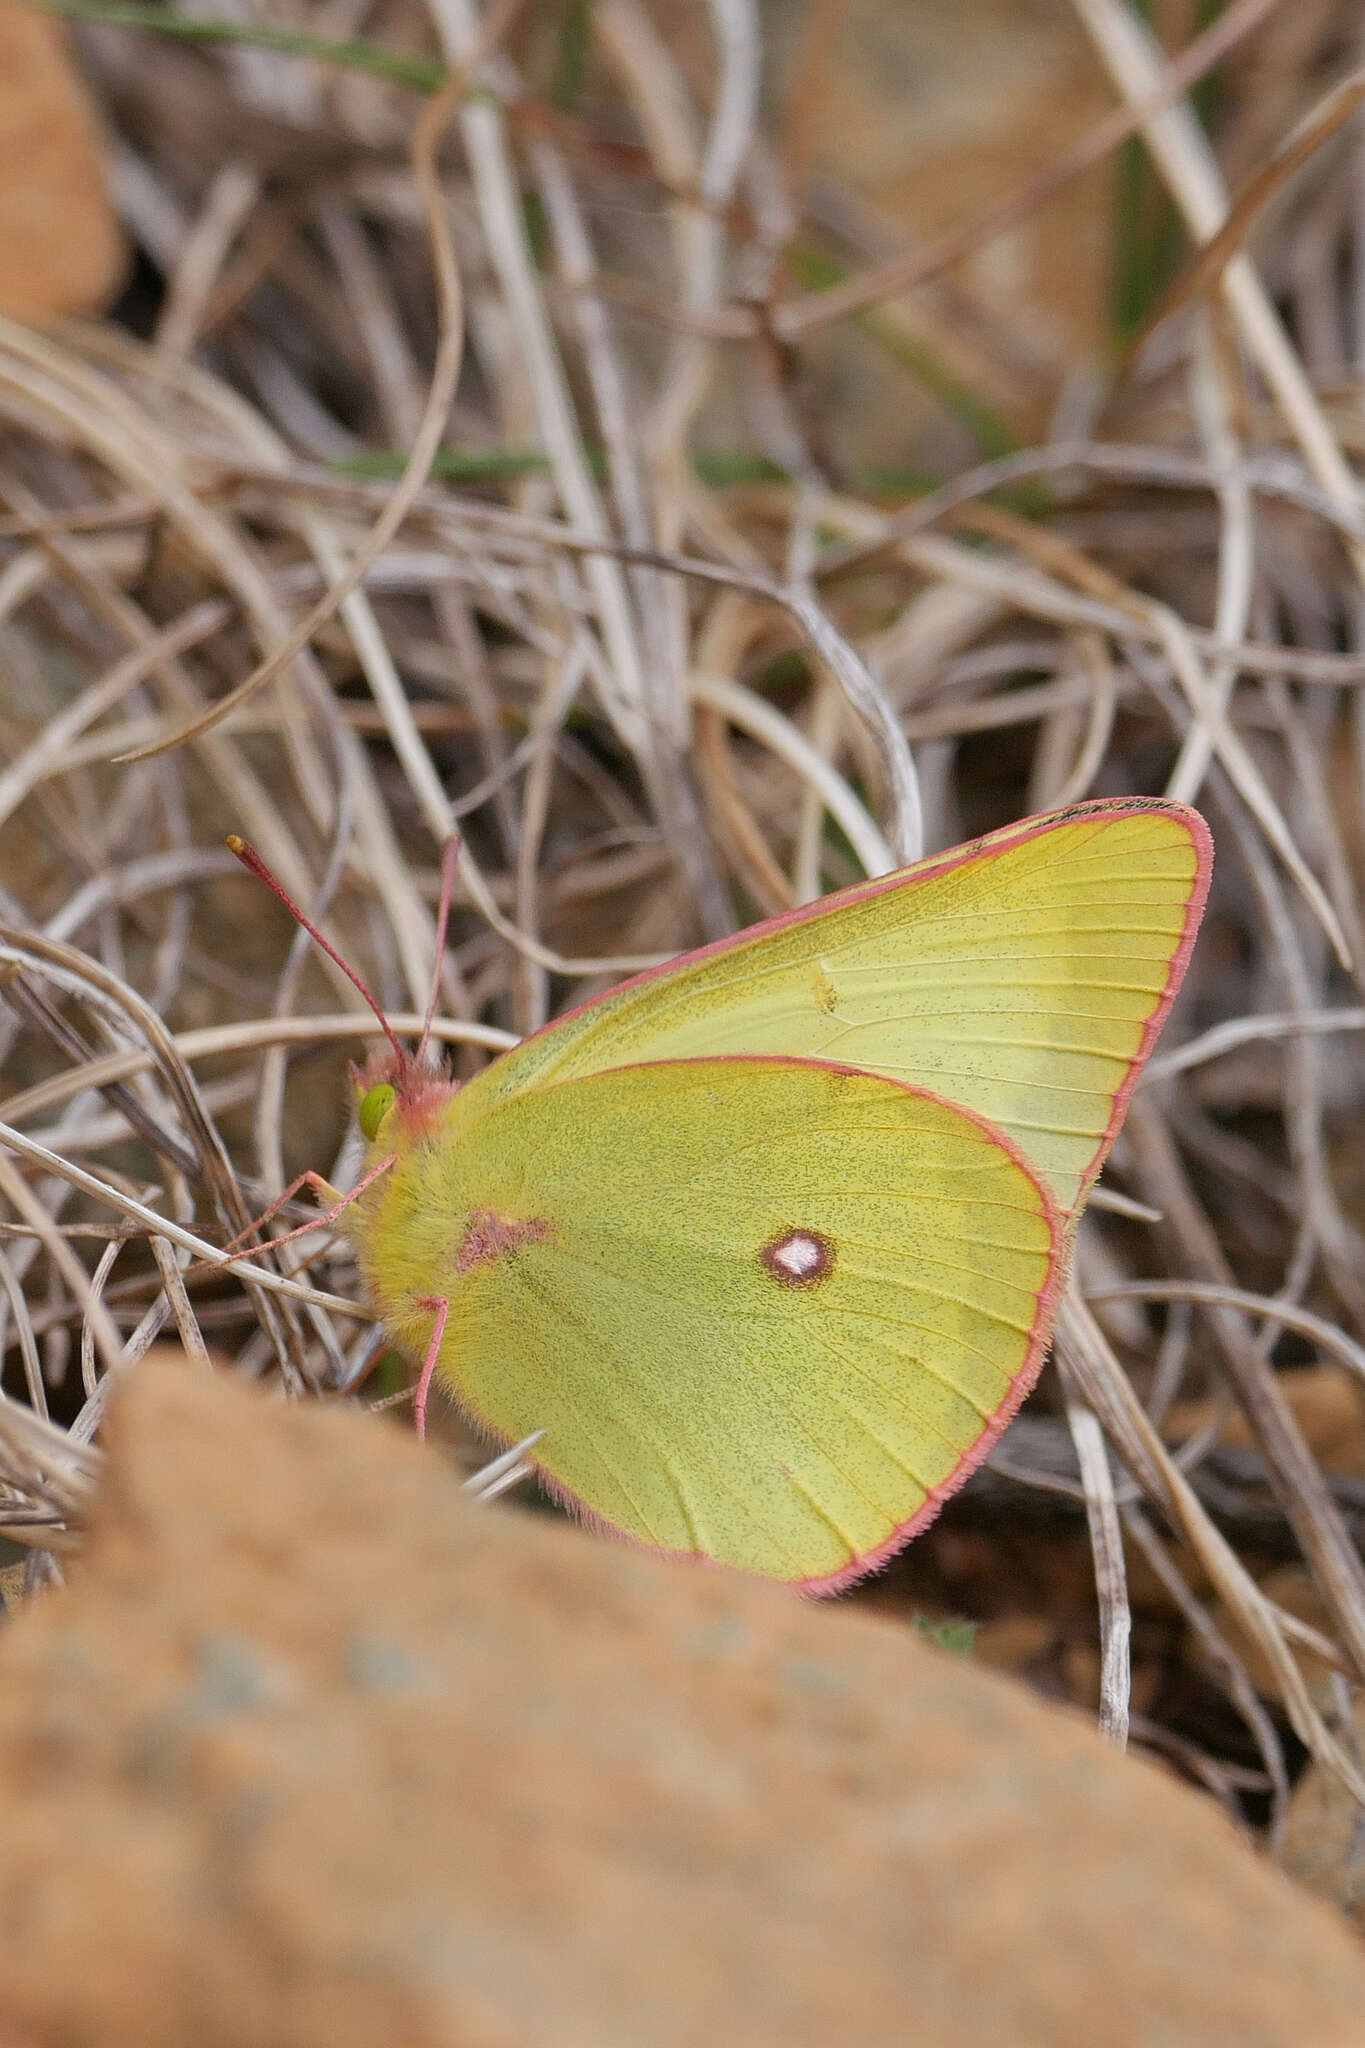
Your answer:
912,1613 -> 978,1658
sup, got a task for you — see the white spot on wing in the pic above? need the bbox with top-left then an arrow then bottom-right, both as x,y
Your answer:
759,1227 -> 836,1290
775,1233 -> 823,1278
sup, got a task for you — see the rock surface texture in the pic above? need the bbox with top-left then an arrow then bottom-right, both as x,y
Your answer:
2,1360 -> 1365,2047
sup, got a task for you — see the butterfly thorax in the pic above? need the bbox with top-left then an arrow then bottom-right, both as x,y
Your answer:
349,1056 -> 547,1345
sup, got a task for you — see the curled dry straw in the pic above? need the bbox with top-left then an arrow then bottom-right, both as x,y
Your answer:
2,0 -> 1365,1835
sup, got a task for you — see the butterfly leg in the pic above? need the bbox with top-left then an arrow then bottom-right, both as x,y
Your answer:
414,1295 -> 450,1443
218,1156 -> 397,1263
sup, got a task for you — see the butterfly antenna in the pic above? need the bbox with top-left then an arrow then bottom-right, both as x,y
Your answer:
226,835 -> 405,1065
417,833 -> 461,1068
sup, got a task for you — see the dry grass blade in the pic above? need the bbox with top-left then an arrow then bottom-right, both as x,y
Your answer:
1138,65 -> 1365,354
0,1388 -> 98,1540
1146,1007 -> 1365,1081
0,1123 -> 367,1319
1059,1372 -> 1132,1747
1059,1292 -> 1365,1809
1121,1503 -> 1292,1851
1072,0 -> 1365,587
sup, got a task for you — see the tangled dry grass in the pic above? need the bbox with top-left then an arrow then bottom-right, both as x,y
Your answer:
3,0 -> 1365,1858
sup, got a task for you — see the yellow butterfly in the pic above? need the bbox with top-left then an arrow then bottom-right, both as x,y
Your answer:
240,798 -> 1210,1591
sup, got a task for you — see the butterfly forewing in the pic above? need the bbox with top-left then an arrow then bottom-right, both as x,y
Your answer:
460,800 -> 1210,1218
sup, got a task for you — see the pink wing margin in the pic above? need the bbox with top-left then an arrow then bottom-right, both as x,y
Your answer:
989,799 -> 1214,1217
1039,798 -> 1211,1212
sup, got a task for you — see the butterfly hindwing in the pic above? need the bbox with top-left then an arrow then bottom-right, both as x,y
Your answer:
361,1056 -> 1060,1588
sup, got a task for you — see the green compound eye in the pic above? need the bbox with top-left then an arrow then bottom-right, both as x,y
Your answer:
358,1082 -> 396,1142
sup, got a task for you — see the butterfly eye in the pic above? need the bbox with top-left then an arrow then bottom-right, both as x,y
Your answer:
358,1083 -> 396,1141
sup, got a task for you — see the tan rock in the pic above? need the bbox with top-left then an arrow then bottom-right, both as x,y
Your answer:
0,5 -> 123,318
2,1359 -> 1365,2047
754,0 -> 1121,466
1284,1688 -> 1365,1929
774,0 -> 1115,355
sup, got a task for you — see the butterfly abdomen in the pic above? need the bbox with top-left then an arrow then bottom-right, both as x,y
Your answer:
353,1092 -> 557,1361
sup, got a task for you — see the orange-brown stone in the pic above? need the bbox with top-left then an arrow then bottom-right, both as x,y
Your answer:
0,1358 -> 1363,2046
